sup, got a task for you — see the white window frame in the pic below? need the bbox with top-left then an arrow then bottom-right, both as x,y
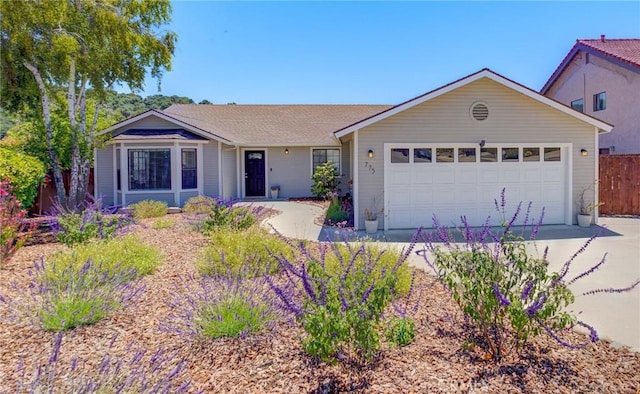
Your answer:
310,147 -> 342,176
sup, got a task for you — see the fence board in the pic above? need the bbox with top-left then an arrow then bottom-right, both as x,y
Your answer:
599,155 -> 640,216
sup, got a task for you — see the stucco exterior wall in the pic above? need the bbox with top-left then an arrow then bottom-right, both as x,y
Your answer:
545,50 -> 640,154
356,77 -> 597,229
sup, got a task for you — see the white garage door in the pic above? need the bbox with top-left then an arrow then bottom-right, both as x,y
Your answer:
385,144 -> 568,229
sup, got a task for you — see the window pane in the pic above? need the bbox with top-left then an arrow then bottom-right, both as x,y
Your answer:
544,147 -> 561,162
390,148 -> 409,163
458,148 -> 476,163
312,148 -> 340,173
413,148 -> 432,163
480,148 -> 497,162
436,148 -> 454,162
593,92 -> 606,111
182,148 -> 197,189
571,98 -> 584,112
523,147 -> 540,162
501,148 -> 519,162
129,149 -> 171,190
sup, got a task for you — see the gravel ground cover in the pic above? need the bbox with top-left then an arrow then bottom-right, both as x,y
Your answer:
1,213 -> 639,393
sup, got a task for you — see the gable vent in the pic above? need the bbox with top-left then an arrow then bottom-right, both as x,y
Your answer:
470,102 -> 489,121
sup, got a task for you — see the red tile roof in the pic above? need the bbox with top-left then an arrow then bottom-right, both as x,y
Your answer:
541,37 -> 640,94
578,38 -> 640,67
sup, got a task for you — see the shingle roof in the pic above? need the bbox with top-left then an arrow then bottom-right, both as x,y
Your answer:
541,37 -> 640,93
162,104 -> 392,146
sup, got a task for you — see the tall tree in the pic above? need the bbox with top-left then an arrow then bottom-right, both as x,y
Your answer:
0,0 -> 176,209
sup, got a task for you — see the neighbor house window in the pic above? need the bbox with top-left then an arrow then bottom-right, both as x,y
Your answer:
312,148 -> 340,173
593,92 -> 606,111
571,98 -> 584,112
181,148 -> 197,189
128,149 -> 171,190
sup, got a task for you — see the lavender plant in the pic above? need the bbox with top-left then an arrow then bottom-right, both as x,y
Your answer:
185,197 -> 264,233
6,258 -> 145,331
420,189 -> 640,361
49,197 -> 132,246
129,199 -> 168,219
196,227 -> 292,278
15,333 -> 195,393
162,272 -> 277,339
267,237 -> 417,364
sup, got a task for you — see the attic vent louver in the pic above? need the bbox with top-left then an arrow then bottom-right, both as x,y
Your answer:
471,102 -> 489,121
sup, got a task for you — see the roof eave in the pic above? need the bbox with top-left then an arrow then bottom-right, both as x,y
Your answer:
541,43 -> 640,94
98,109 -> 233,144
335,68 -> 612,138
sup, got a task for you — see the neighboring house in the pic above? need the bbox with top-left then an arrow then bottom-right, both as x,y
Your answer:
541,36 -> 640,155
96,69 -> 611,230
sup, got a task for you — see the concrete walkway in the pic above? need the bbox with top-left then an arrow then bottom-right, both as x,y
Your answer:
254,200 -> 640,351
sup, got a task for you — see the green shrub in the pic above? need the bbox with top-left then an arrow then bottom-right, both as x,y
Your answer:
268,241 -> 415,364
183,195 -> 216,215
129,200 -> 168,219
1,180 -> 34,264
196,227 -> 292,277
421,195 -> 621,361
326,197 -> 348,223
33,259 -> 143,331
0,147 -> 46,209
39,293 -> 112,331
50,199 -> 131,246
311,162 -> 339,198
385,317 -> 416,347
202,205 -> 255,232
326,244 -> 412,297
49,235 -> 162,281
152,218 -> 175,229
196,295 -> 272,339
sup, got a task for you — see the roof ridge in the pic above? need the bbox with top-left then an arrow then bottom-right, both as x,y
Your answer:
167,103 -> 392,107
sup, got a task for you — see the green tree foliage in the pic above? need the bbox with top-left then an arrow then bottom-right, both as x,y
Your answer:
0,0 -> 177,209
0,147 -> 46,209
311,162 -> 340,198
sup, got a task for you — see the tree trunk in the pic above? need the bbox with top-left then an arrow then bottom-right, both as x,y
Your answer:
23,61 -> 68,208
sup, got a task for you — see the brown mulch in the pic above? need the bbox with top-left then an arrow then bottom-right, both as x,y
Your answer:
1,214 -> 639,393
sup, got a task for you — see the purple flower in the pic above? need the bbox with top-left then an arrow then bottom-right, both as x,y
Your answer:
526,293 -> 547,317
493,283 -> 511,306
521,280 -> 534,300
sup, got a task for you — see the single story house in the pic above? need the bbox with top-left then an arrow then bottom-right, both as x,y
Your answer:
95,68 -> 612,230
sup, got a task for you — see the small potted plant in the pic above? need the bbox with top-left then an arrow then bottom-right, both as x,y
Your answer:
270,185 -> 280,199
363,198 -> 383,234
576,182 -> 603,227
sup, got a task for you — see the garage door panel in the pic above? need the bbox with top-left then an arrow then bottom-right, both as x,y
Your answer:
434,168 -> 455,183
457,167 -> 478,184
386,145 -> 567,229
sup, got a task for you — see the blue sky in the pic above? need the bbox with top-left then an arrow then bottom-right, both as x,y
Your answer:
131,1 -> 640,104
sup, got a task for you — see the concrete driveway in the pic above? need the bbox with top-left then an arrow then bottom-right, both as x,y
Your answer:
256,200 -> 640,351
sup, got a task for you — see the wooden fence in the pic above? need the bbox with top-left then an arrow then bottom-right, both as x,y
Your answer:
599,155 -> 640,216
30,169 -> 95,216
